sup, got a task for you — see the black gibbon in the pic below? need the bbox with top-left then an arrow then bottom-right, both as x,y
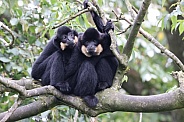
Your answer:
64,24 -> 118,107
31,26 -> 78,93
60,0 -> 118,107
83,0 -> 118,92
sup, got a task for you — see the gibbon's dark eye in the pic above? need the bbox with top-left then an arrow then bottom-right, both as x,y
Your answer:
84,40 -> 89,45
63,35 -> 67,40
69,33 -> 73,37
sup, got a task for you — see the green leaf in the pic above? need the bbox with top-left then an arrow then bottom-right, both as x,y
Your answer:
7,48 -> 19,55
28,36 -> 37,44
35,26 -> 43,34
40,27 -> 50,38
179,21 -> 184,35
0,2 -> 6,14
162,0 -> 166,7
171,15 -> 177,32
20,20 -> 29,32
161,18 -> 165,30
0,57 -> 11,63
163,14 -> 170,28
10,18 -> 19,26
12,66 -> 22,72
171,15 -> 177,26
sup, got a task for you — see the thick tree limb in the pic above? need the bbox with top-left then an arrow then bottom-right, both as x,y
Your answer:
1,0 -> 184,121
0,97 -> 22,122
0,97 -> 58,122
0,87 -> 184,121
122,0 -> 151,59
0,71 -> 184,121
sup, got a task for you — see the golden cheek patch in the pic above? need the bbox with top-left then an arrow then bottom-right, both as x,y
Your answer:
81,45 -> 91,57
96,44 -> 103,55
60,42 -> 68,50
74,36 -> 78,44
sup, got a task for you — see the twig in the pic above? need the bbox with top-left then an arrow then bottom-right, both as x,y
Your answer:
122,0 -> 152,60
73,110 -> 79,122
125,0 -> 137,20
132,6 -> 139,14
0,96 -> 22,122
52,9 -> 89,29
0,21 -> 15,47
0,76 -> 27,96
75,0 -> 83,5
118,17 -> 184,71
139,28 -> 184,71
116,25 -> 131,35
52,1 -> 99,29
90,117 -> 97,122
139,113 -> 143,122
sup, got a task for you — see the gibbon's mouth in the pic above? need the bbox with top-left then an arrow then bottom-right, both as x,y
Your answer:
86,48 -> 97,55
81,45 -> 101,57
60,42 -> 75,50
86,44 -> 103,57
60,36 -> 78,50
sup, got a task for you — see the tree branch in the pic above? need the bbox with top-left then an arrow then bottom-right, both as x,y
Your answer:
1,87 -> 184,121
124,0 -> 137,20
0,77 -> 28,96
52,8 -> 89,29
0,97 -> 58,122
0,21 -> 15,47
122,0 -> 152,59
0,96 -> 22,122
0,72 -> 184,121
139,28 -> 184,71
114,16 -> 184,71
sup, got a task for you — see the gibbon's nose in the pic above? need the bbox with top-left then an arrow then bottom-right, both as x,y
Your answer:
87,45 -> 96,49
68,36 -> 74,42
87,46 -> 96,56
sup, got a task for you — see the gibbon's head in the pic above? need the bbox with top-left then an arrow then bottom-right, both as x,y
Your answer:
80,28 -> 104,57
55,26 -> 78,50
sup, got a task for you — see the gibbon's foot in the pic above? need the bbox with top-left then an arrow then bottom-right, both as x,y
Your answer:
83,95 -> 98,108
54,82 -> 71,94
97,82 -> 109,91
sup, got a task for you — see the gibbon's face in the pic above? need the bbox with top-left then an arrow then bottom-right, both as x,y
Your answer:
60,31 -> 78,50
81,39 -> 103,57
80,28 -> 104,57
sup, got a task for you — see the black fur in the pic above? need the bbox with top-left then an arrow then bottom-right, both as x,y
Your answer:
65,25 -> 118,107
31,26 -> 78,93
62,1 -> 119,107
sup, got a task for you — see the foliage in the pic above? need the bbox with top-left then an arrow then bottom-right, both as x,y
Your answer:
0,0 -> 183,121
160,0 -> 184,36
